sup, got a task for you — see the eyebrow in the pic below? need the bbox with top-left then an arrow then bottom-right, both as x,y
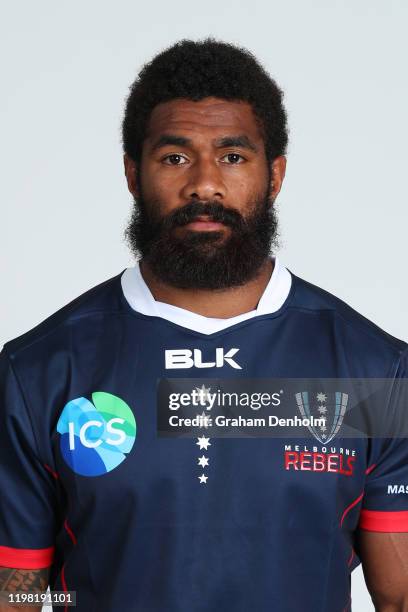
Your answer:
214,135 -> 258,152
150,134 -> 259,152
151,135 -> 190,151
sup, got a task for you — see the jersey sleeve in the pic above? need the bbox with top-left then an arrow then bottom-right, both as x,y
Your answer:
358,348 -> 408,532
0,347 -> 58,568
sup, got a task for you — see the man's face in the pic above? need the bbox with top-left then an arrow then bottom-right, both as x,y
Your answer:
124,97 -> 286,289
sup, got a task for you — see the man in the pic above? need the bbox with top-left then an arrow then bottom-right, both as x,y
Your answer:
0,38 -> 407,612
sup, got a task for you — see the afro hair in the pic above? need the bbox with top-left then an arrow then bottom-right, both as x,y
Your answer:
122,38 -> 288,164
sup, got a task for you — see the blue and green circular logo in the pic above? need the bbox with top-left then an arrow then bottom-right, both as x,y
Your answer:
57,392 -> 136,476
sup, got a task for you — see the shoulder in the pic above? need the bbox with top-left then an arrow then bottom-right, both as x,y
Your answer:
288,270 -> 407,369
2,270 -> 126,360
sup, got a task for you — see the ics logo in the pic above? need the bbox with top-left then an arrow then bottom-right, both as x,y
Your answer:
57,392 -> 136,476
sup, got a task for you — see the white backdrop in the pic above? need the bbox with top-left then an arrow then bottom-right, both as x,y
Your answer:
2,1 -> 407,610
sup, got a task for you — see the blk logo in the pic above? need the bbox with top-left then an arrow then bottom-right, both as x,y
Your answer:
165,348 -> 241,370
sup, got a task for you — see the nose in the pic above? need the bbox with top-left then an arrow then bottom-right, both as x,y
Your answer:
180,158 -> 226,201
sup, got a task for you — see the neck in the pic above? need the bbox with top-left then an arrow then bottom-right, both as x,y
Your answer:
139,257 -> 274,319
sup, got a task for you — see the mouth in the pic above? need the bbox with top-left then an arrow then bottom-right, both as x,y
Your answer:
182,215 -> 226,231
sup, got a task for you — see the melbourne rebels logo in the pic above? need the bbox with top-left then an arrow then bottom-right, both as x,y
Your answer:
57,392 -> 136,476
295,391 -> 348,443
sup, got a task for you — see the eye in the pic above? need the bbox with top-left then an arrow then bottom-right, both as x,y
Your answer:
162,154 -> 188,166
221,153 -> 245,164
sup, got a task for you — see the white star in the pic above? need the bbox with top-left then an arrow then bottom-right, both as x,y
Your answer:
198,474 -> 208,484
196,436 -> 211,450
197,411 -> 211,429
317,392 -> 327,403
198,455 -> 209,467
320,425 -> 327,432
195,384 -> 212,404
318,405 -> 327,414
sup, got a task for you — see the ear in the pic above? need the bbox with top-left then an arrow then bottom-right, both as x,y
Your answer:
123,153 -> 139,198
269,155 -> 287,202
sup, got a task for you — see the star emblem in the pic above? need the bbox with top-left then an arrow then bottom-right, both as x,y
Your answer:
196,411 -> 211,429
317,392 -> 327,403
196,436 -> 211,450
195,384 -> 212,405
198,455 -> 209,467
318,405 -> 327,414
198,474 -> 208,484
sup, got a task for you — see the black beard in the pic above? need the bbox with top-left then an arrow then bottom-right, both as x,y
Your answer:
124,193 -> 280,290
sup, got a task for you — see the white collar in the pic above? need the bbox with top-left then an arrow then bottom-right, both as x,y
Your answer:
121,256 -> 292,335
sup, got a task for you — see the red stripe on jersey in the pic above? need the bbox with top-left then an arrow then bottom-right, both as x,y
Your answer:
365,463 -> 376,475
60,563 -> 67,591
61,517 -> 77,611
359,509 -> 408,532
44,463 -> 59,480
0,544 -> 54,568
340,491 -> 364,527
64,519 -> 77,545
60,562 -> 70,612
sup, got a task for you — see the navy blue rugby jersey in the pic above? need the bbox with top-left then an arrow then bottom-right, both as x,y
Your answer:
1,256 -> 408,612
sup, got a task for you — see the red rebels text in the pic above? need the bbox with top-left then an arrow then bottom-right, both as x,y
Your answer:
284,451 -> 355,476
